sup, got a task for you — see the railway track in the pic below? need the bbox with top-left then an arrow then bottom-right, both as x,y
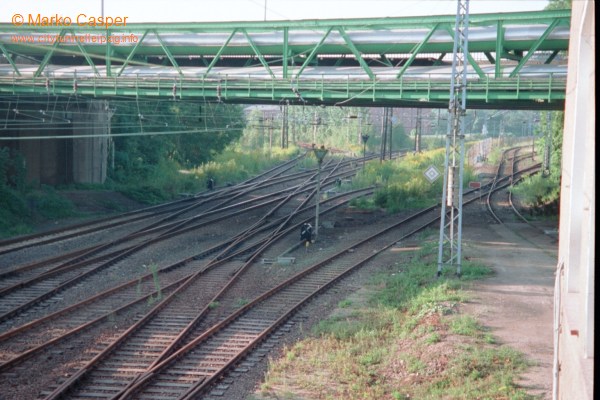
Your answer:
0,152 -> 378,299
0,148 -> 468,397
486,146 -> 540,224
16,192 -> 372,398
0,165 -> 372,375
0,190 -> 298,324
0,155 -> 306,258
0,158 -> 369,324
33,159 -> 533,400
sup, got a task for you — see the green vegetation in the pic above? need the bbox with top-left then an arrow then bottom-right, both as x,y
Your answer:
234,298 -> 250,308
258,241 -> 533,400
110,145 -> 300,204
190,145 -> 300,187
0,104 -> 300,237
2,99 -> 562,238
510,111 -> 563,217
546,0 -> 571,10
1,148 -> 78,238
240,107 -> 412,154
107,100 -> 245,202
350,148 -> 476,212
0,144 -> 299,238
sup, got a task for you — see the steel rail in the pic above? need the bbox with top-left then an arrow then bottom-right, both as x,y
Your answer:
486,145 -> 539,224
0,154 -> 304,256
0,158 -> 361,342
21,152 -> 520,396
113,163 -> 537,399
506,152 -> 554,235
40,158 -> 360,399
0,187 -> 374,377
485,146 -> 522,224
0,187 -> 371,366
0,200 -> 193,256
0,157 -> 315,292
0,155 -> 357,302
0,190 -> 298,324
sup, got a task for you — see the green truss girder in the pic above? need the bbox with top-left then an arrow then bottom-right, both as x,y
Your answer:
396,23 -> 440,78
509,19 -> 561,78
204,29 -> 238,77
337,26 -> 374,80
444,26 -> 486,78
241,28 -> 275,78
294,27 -> 333,80
33,29 -> 67,78
0,9 -> 570,108
495,21 -> 504,78
154,30 -> 183,75
1,10 -> 570,64
105,36 -> 112,77
70,29 -> 100,77
0,73 -> 566,109
117,30 -> 149,77
282,27 -> 289,79
0,43 -> 20,76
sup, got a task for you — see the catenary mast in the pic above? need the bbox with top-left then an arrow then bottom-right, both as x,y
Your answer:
437,0 -> 469,277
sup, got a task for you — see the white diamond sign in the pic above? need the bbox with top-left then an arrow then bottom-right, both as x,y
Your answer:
424,165 -> 441,183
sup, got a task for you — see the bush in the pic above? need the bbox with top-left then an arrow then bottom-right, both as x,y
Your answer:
510,173 -> 560,216
0,185 -> 32,237
191,146 -> 300,185
26,186 -> 76,219
352,149 -> 476,212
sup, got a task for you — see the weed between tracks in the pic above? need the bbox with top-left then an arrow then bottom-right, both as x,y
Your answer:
146,263 -> 162,305
255,238 -> 533,400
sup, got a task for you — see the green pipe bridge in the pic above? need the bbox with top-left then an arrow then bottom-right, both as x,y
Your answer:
0,9 -> 570,109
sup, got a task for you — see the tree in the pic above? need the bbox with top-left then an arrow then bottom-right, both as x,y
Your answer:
546,0 -> 571,10
109,99 -> 244,183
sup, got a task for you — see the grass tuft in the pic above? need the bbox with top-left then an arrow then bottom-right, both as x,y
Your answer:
257,242 -> 534,400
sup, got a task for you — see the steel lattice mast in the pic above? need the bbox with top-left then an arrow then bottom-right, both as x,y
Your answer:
437,0 -> 469,277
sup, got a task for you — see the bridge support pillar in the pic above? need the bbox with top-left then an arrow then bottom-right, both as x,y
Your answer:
70,100 -> 111,184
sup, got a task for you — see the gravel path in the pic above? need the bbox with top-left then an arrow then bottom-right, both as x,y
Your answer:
461,210 -> 558,399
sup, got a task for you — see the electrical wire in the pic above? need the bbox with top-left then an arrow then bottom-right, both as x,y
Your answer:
0,94 -> 250,135
0,127 -> 243,141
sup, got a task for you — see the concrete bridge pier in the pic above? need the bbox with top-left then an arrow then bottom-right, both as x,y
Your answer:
70,100 -> 111,184
1,98 -> 112,186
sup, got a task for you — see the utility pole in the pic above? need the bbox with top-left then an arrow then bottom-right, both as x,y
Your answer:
437,0 -> 469,277
357,112 -> 363,146
543,112 -> 552,175
312,110 -> 320,143
380,108 -> 387,161
361,134 -> 370,169
268,116 -> 273,156
388,108 -> 393,159
313,145 -> 328,240
259,114 -> 265,150
264,0 -> 267,21
281,103 -> 288,149
415,108 -> 422,153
